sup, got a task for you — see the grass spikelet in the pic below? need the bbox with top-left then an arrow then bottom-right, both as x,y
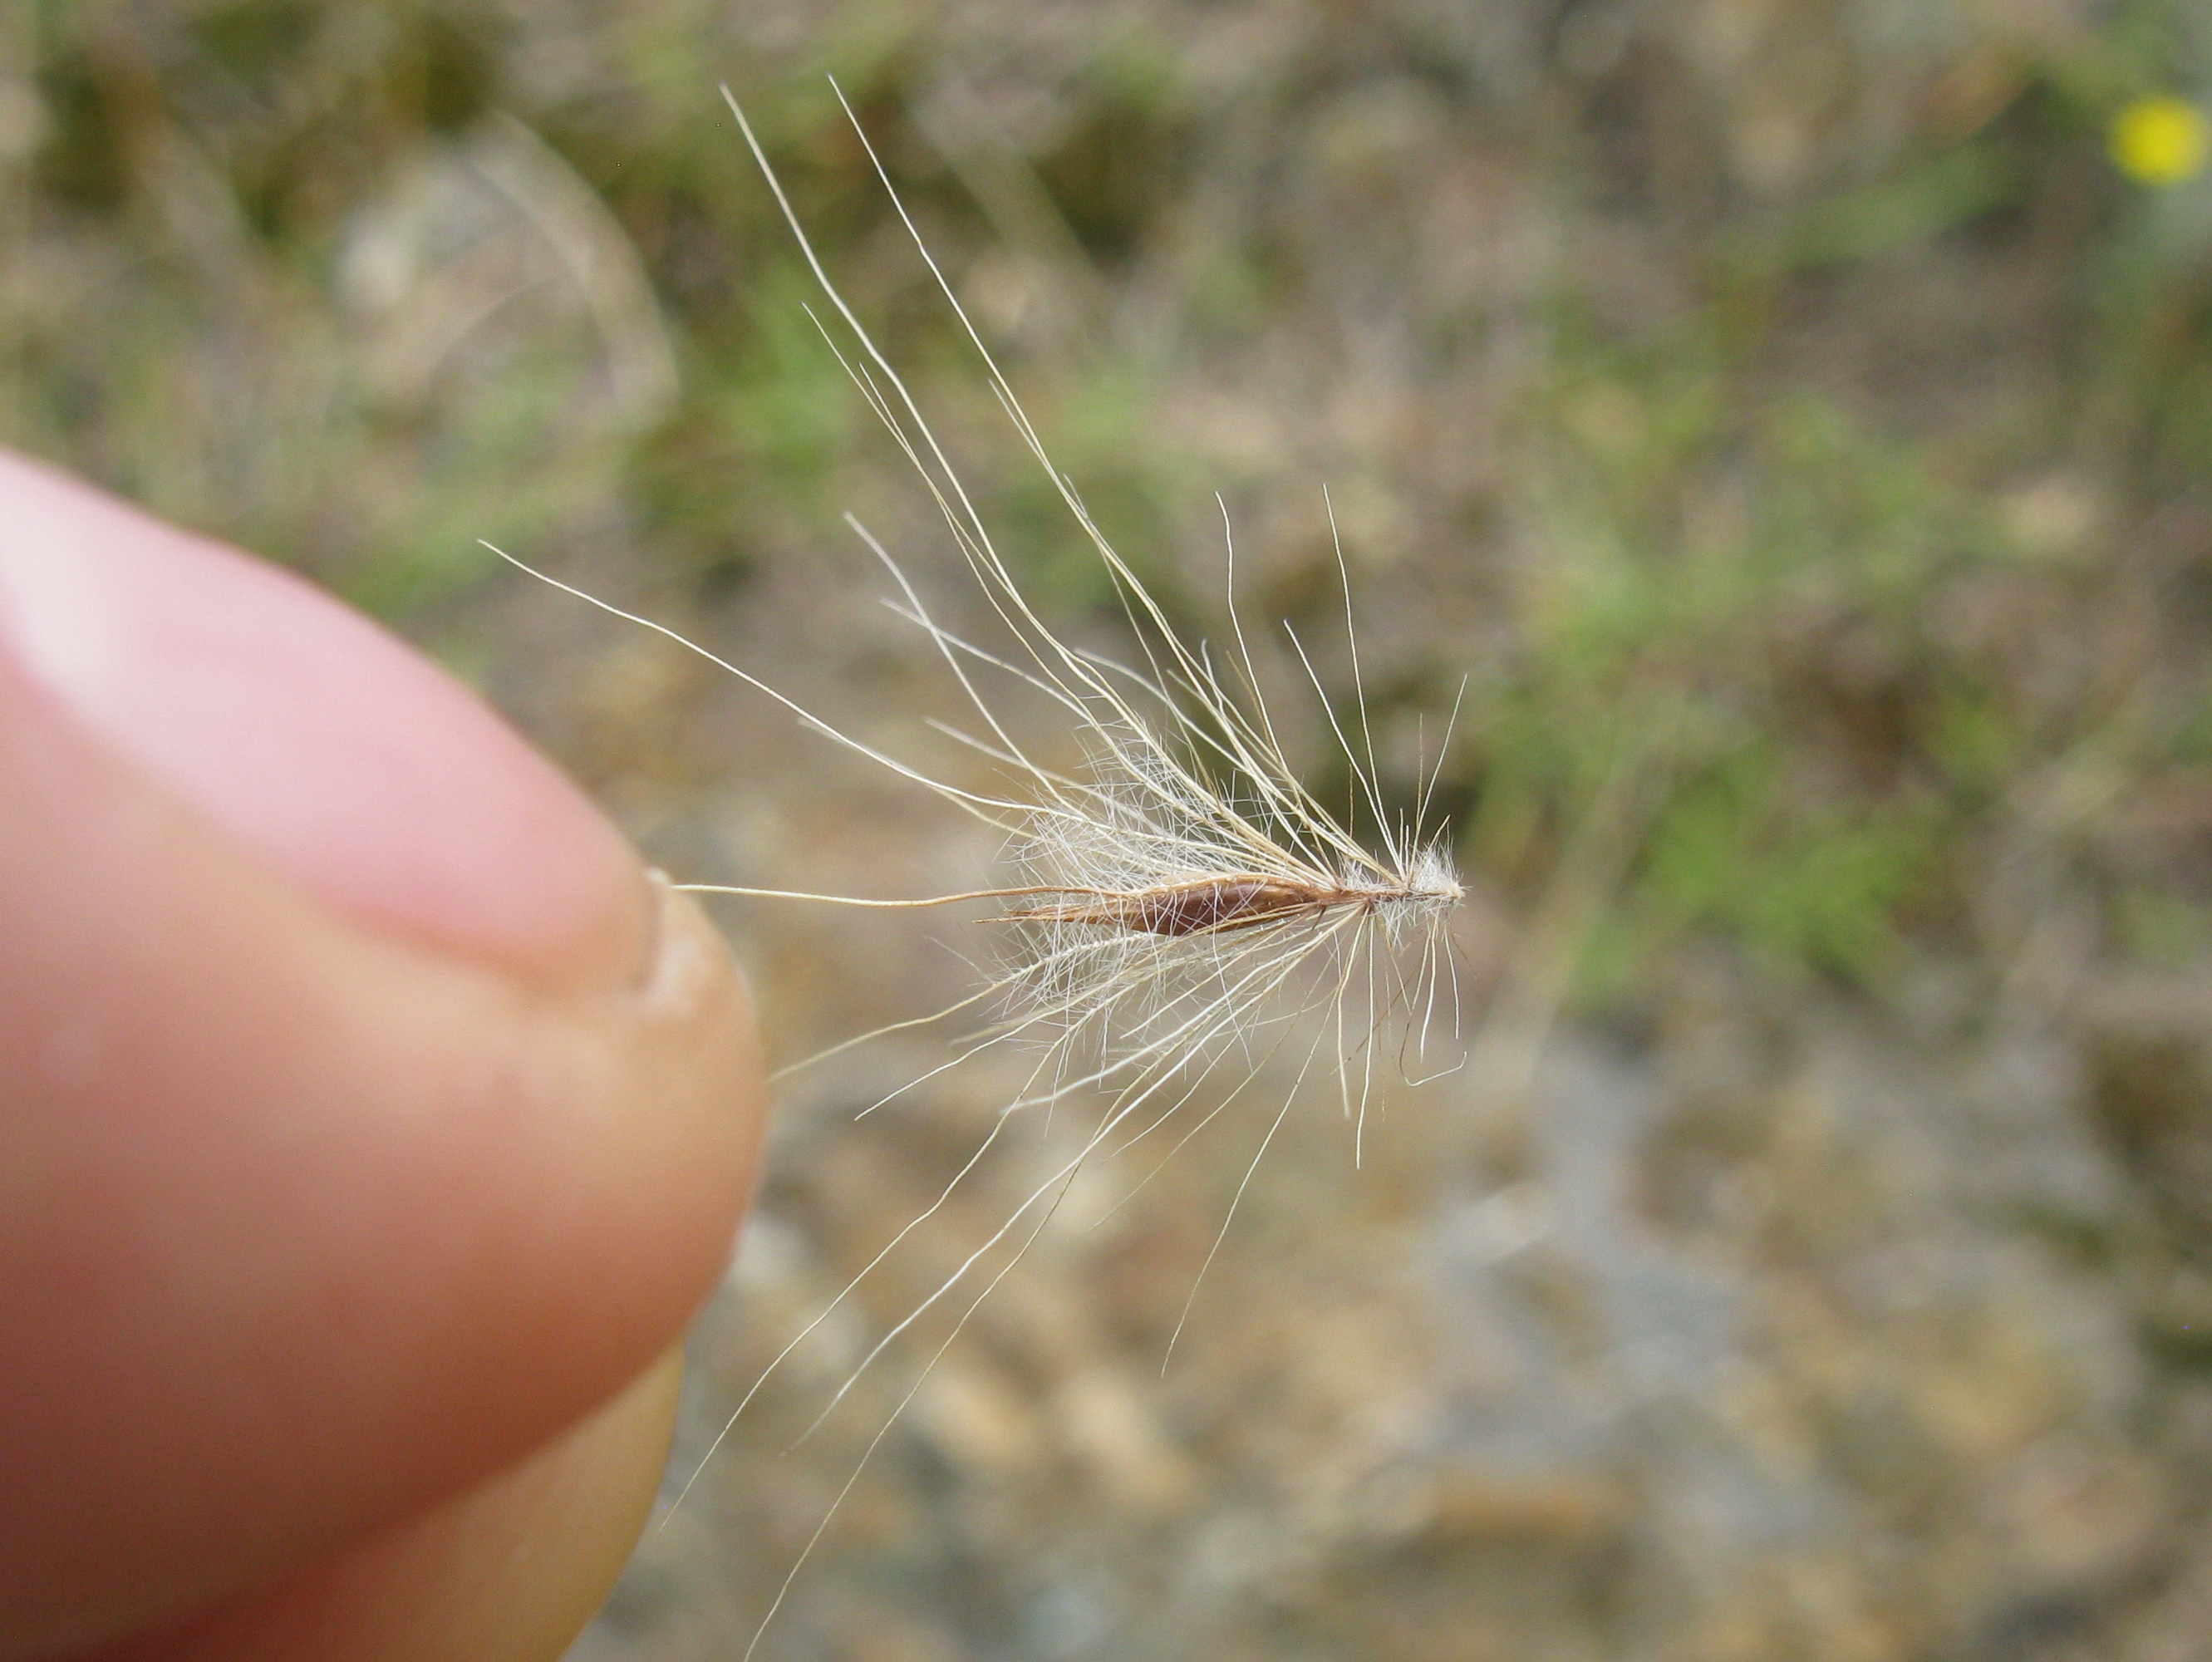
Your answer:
496,79 -> 1467,1655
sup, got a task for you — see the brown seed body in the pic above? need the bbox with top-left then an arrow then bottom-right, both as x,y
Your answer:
1010,877 -> 1370,937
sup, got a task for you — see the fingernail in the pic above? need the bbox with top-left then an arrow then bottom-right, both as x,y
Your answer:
0,450 -> 650,983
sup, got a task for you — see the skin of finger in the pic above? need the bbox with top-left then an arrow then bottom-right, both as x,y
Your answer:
0,645 -> 763,1652
0,446 -> 654,983
71,1350 -> 686,1662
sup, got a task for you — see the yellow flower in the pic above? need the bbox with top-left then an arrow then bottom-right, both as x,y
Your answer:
2111,96 -> 2210,187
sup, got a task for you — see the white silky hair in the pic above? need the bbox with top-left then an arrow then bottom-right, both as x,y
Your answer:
494,79 -> 1467,1659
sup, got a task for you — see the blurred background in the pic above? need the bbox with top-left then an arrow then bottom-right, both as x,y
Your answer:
12,1 -> 2212,1657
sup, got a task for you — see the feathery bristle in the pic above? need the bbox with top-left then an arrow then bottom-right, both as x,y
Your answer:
498,81 -> 1468,1660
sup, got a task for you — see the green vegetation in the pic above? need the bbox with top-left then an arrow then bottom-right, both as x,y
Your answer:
8,0 -> 2212,1019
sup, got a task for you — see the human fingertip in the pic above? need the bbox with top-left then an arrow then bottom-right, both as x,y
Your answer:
0,447 -> 649,986
71,1350 -> 686,1662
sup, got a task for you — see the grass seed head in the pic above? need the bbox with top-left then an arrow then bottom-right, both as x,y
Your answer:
501,81 -> 1469,1660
